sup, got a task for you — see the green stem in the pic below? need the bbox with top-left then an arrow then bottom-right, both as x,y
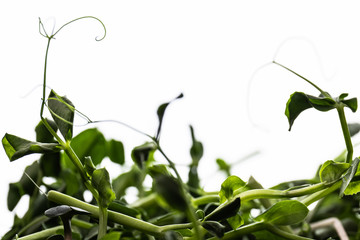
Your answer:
301,180 -> 342,206
336,104 -> 353,163
47,190 -> 163,237
98,206 -> 108,239
207,222 -> 265,240
159,223 -> 193,232
266,224 -> 312,240
16,226 -> 63,240
192,194 -> 220,207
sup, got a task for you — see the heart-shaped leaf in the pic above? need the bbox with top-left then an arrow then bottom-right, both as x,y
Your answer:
47,90 -> 75,141
2,133 -> 60,162
219,175 -> 246,203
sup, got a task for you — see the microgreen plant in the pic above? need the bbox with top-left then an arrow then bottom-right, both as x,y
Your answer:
3,17 -> 360,240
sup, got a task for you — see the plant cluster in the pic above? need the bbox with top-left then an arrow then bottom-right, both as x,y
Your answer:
3,17 -> 360,240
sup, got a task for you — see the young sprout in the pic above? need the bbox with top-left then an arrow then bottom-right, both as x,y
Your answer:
45,205 -> 90,240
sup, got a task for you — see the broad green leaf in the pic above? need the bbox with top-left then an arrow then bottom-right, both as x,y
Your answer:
92,168 -> 116,208
98,231 -> 121,240
131,142 -> 157,169
154,175 -> 187,211
47,90 -> 75,141
155,93 -> 183,141
112,166 -> 144,198
219,175 -> 246,203
204,197 -> 240,221
227,213 -> 244,230
285,92 -> 335,131
63,128 -> 106,166
254,200 -> 309,225
35,119 -> 58,143
201,221 -> 226,238
319,160 -> 350,183
341,157 -> 360,196
61,169 -> 81,196
7,183 -> 22,211
2,133 -> 60,162
40,152 -> 61,177
216,158 -> 231,177
348,123 -> 360,137
343,180 -> 360,195
107,139 -> 125,165
342,97 -> 357,112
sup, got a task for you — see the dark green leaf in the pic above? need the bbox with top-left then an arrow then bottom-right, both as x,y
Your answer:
189,125 -> 203,166
285,92 -> 335,131
154,175 -> 187,211
254,200 -> 309,225
112,166 -> 144,198
107,139 -> 125,165
63,128 -> 106,166
187,165 -> 200,190
342,97 -> 358,112
84,156 -> 96,176
201,221 -> 226,238
92,168 -> 116,208
61,169 -> 81,196
40,152 -> 61,177
348,123 -> 360,137
155,93 -> 183,141
47,90 -> 75,141
319,160 -> 350,183
2,133 -> 60,161
7,183 -> 22,211
219,175 -> 246,203
341,157 -> 360,196
131,142 -> 157,169
204,197 -> 240,221
35,119 -> 58,143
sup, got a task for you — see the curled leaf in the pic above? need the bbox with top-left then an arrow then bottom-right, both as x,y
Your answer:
131,142 -> 157,169
92,168 -> 116,208
319,160 -> 350,183
219,175 -> 246,203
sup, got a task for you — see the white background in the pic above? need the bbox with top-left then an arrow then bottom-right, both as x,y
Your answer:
2,0 -> 360,235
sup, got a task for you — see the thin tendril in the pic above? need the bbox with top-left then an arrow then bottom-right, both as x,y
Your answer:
20,84 -> 52,99
24,171 -> 47,197
38,18 -> 48,38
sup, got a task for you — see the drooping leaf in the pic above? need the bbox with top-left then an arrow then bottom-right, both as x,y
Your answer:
219,175 -> 246,203
155,93 -> 183,141
63,128 -> 107,167
204,197 -> 240,222
154,174 -> 187,211
201,221 -> 226,238
91,168 -> 116,208
348,123 -> 360,137
254,200 -> 309,226
107,139 -> 125,165
319,160 -> 350,183
285,92 -> 335,131
2,133 -> 60,162
189,125 -> 203,166
35,119 -> 58,143
340,157 -> 360,197
131,142 -> 157,169
47,90 -> 75,141
7,183 -> 22,212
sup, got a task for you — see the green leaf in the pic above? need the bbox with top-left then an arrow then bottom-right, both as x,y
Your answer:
319,160 -> 350,183
340,157 -> 360,197
155,93 -> 183,141
348,123 -> 360,137
99,231 -> 121,240
131,142 -> 157,169
204,197 -> 240,222
285,92 -> 335,131
107,139 -> 125,165
227,213 -> 244,230
40,152 -> 61,177
254,200 -> 309,225
147,164 -> 171,178
219,175 -> 246,203
154,174 -> 187,211
7,183 -> 22,211
189,125 -> 203,166
216,158 -> 231,177
201,221 -> 226,238
2,133 -> 60,162
63,128 -> 107,166
47,90 -> 75,141
112,166 -> 144,198
84,156 -> 96,176
61,169 -> 81,196
35,119 -> 58,143
342,97 -> 358,112
92,168 -> 116,208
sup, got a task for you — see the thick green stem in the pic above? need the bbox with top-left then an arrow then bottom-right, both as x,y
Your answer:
336,104 -> 353,163
207,222 -> 265,240
266,225 -> 312,240
98,206 -> 108,239
16,226 -> 63,240
301,180 -> 342,206
47,190 -> 163,237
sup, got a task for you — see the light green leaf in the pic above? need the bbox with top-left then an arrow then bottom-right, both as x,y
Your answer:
255,200 -> 309,226
340,157 -> 360,197
2,133 -> 60,162
227,213 -> 244,230
319,160 -> 350,183
219,175 -> 246,203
